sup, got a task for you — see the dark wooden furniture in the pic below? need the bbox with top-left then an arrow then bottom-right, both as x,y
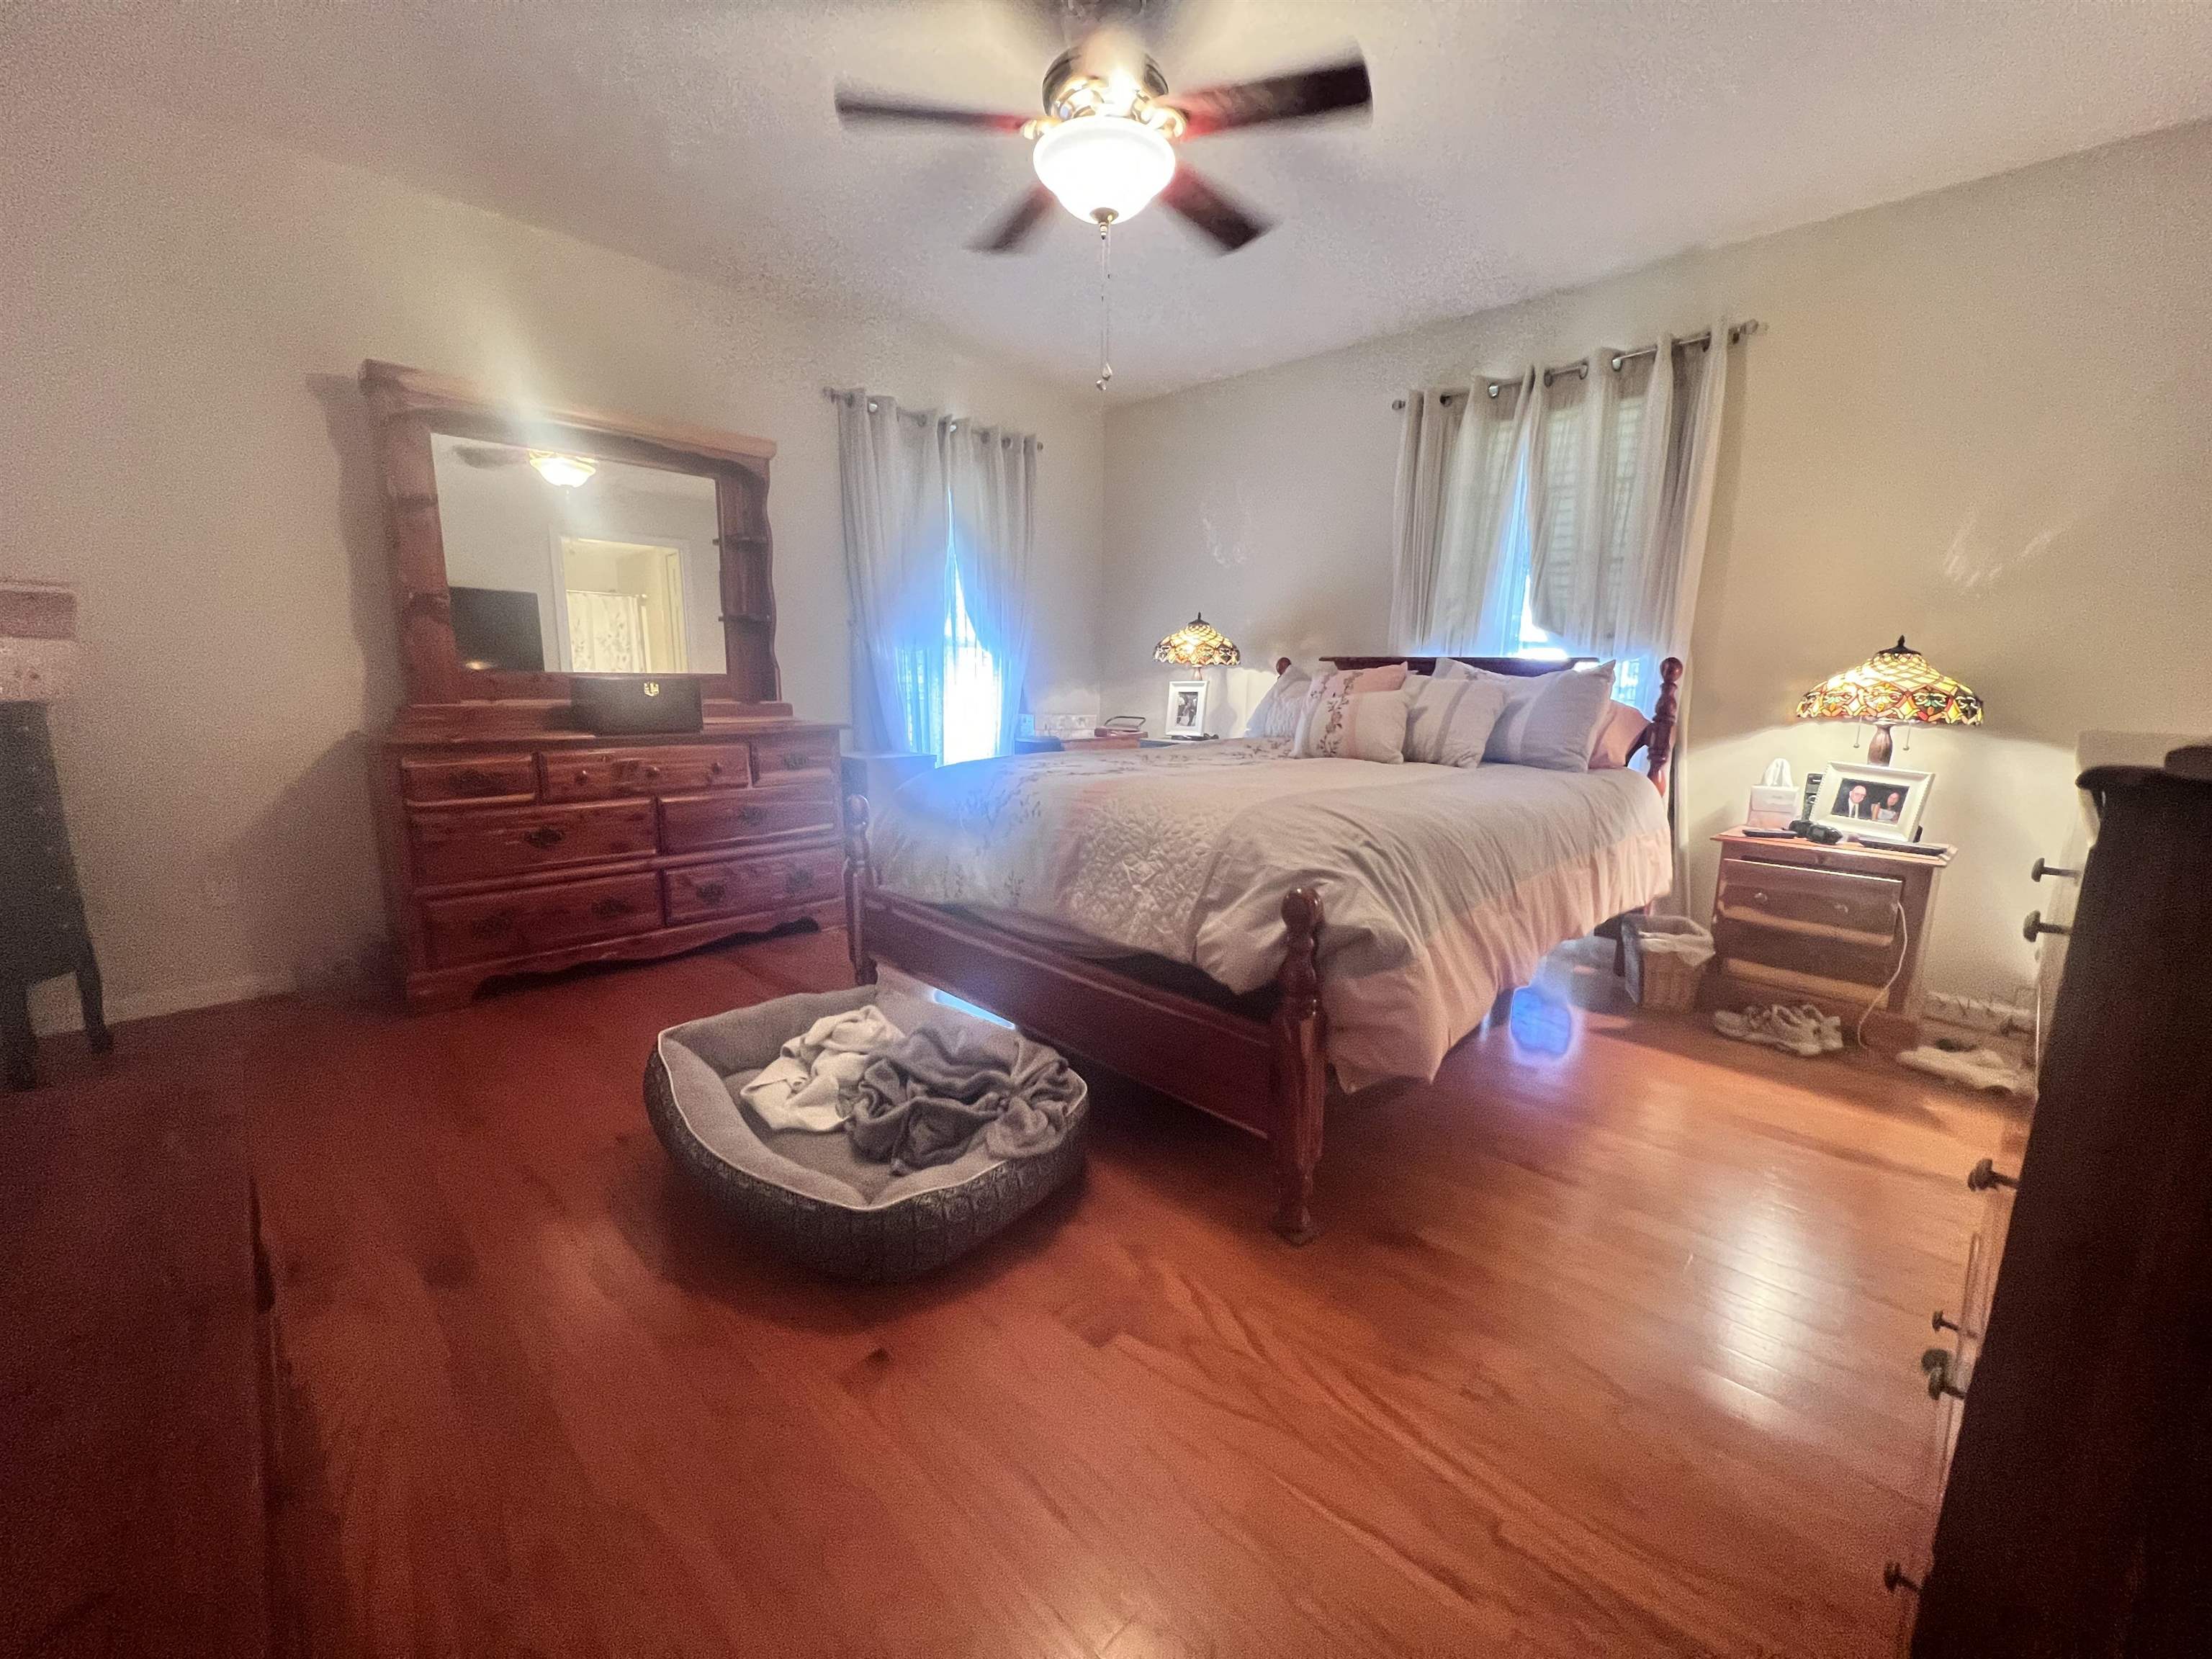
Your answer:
1701,827 -> 1948,1049
1902,757 -> 2212,1654
361,362 -> 841,1011
1,703 -> 109,1089
845,655 -> 1683,1240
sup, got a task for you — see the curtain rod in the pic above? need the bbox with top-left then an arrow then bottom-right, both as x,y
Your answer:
819,385 -> 1044,451
1390,320 -> 1763,410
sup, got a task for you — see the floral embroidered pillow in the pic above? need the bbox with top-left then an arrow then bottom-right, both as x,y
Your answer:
1291,683 -> 1413,763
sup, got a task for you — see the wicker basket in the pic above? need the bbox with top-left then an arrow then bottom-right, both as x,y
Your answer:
1622,916 -> 1714,1012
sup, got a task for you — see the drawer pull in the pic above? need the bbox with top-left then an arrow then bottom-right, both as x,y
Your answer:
736,805 -> 765,825
695,878 -> 728,903
786,866 -> 817,895
2022,909 -> 2070,943
1966,1158 -> 2018,1192
644,765 -> 662,781
456,767 -> 500,794
1883,1563 -> 1922,1597
709,760 -> 726,776
1930,1308 -> 1962,1336
590,896 -> 634,919
574,768 -> 591,783
1920,1346 -> 1967,1401
781,750 -> 810,770
523,825 -> 566,849
2031,857 -> 2080,883
469,909 -> 516,939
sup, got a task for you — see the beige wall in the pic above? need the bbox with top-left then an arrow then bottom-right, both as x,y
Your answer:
3,99 -> 1103,1031
1101,120 -> 2212,1007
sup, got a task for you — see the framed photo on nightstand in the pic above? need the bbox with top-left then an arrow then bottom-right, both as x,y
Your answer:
1812,761 -> 1933,843
1166,678 -> 1208,738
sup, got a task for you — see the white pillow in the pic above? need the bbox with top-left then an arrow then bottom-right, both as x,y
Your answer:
1291,685 -> 1412,763
1478,660 -> 1617,770
1242,665 -> 1313,741
1404,662 -> 1512,768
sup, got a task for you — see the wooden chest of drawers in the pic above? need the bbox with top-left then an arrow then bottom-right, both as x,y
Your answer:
372,721 -> 844,1011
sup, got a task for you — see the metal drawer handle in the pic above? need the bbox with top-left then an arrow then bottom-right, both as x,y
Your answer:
1966,1158 -> 2018,1192
735,805 -> 765,825
709,760 -> 725,776
786,866 -> 816,894
574,768 -> 591,783
2022,909 -> 2070,943
1931,1308 -> 1962,1336
1883,1563 -> 1922,1597
781,750 -> 809,769
645,765 -> 662,781
2031,857 -> 2080,883
695,878 -> 728,903
1921,1346 -> 1966,1401
590,896 -> 634,919
1751,889 -> 1770,906
523,826 -> 565,849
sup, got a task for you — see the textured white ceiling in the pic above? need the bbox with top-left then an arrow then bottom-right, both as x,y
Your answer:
14,0 -> 2212,400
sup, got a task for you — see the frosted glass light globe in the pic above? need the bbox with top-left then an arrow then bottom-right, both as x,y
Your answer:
1032,116 -> 1175,225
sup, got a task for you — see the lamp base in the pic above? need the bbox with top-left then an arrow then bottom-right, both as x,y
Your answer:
1868,723 -> 1896,766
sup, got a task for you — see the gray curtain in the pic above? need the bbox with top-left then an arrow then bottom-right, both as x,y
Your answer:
834,390 -> 946,757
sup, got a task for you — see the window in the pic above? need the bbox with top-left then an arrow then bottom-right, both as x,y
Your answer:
939,559 -> 1002,765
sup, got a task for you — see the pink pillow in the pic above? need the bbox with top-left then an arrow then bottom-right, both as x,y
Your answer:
1587,699 -> 1649,770
1292,686 -> 1412,763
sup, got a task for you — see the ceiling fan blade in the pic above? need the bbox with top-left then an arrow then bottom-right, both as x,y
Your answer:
834,89 -> 1031,132
1167,55 -> 1371,137
972,184 -> 1059,253
1159,165 -> 1270,252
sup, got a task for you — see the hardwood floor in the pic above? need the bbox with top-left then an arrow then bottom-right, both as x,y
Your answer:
8,926 -> 2010,1657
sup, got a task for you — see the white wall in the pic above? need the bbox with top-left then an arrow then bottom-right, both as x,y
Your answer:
1100,120 -> 2212,1007
2,97 -> 1103,1031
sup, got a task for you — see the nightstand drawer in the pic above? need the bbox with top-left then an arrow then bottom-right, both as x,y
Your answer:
1717,857 -> 1905,945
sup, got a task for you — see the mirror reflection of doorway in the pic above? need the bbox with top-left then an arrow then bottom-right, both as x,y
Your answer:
554,537 -> 690,673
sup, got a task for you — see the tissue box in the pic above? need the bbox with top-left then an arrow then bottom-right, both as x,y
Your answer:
1747,784 -> 1799,831
0,582 -> 80,703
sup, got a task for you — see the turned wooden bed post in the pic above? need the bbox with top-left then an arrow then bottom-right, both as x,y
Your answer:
1645,656 -> 1684,796
843,794 -> 877,986
1270,886 -> 1327,1246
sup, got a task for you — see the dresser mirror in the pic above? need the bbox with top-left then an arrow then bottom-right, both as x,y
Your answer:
361,360 -> 782,718
430,434 -> 728,677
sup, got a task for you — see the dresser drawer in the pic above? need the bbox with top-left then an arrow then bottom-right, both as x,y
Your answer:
423,871 -> 662,968
540,745 -> 750,802
409,799 -> 656,886
659,789 -> 837,854
750,731 -> 838,790
1715,857 -> 1905,945
664,846 -> 844,923
399,754 -> 538,807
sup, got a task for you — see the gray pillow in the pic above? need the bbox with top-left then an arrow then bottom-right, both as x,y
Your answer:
1242,665 -> 1313,740
1403,665 -> 1512,767
1477,661 -> 1617,770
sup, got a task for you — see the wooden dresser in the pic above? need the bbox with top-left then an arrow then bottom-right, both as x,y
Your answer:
360,360 -> 842,1011
1704,828 -> 1949,1047
373,722 -> 843,1011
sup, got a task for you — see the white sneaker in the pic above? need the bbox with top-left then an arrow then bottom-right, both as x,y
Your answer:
1714,1004 -> 1829,1058
1781,1003 -> 1845,1053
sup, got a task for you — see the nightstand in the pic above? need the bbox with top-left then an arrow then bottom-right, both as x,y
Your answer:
1703,828 -> 1951,1049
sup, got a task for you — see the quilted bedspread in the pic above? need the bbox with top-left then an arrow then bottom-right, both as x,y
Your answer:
870,739 -> 1671,1090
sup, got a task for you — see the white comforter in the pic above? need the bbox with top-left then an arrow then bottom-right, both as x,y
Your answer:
871,739 -> 1671,1090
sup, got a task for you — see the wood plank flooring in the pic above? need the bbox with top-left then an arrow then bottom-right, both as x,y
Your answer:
17,925 -> 2010,1656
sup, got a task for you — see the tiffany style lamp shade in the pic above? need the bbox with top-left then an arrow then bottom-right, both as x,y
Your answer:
1795,637 -> 1982,764
1153,613 -> 1242,668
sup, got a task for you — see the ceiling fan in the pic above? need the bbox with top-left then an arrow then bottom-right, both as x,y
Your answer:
835,24 -> 1371,253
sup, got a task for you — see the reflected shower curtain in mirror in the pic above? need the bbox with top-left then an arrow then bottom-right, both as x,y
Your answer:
835,392 -> 948,757
943,420 -> 1037,761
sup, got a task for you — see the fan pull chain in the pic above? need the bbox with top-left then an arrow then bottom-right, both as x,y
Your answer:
1095,220 -> 1114,392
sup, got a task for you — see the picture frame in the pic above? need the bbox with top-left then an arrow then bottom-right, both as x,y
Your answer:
1165,678 -> 1209,738
1810,761 -> 1933,843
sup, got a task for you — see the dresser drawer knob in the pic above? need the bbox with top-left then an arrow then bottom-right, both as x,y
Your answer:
2031,857 -> 2080,883
786,866 -> 816,894
696,878 -> 727,903
523,825 -> 566,849
709,760 -> 725,776
1931,1308 -> 1962,1335
2022,909 -> 2070,943
645,765 -> 661,781
1920,1346 -> 1967,1401
781,750 -> 808,770
590,896 -> 634,919
736,805 -> 764,825
1883,1563 -> 1922,1597
1966,1158 -> 2018,1192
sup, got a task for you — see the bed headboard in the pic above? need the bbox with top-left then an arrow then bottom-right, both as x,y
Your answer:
1290,653 -> 1685,795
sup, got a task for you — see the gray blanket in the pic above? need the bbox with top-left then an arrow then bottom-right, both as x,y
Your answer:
845,1021 -> 1084,1174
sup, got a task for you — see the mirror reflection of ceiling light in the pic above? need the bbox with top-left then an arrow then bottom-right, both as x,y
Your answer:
528,451 -> 597,487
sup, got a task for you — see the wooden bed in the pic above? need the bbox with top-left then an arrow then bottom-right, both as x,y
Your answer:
842,655 -> 1682,1241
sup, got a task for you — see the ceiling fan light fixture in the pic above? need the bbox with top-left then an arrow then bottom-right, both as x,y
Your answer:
528,451 -> 596,487
1031,115 -> 1175,226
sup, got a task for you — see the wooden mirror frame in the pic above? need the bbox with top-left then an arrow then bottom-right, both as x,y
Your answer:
360,361 -> 786,727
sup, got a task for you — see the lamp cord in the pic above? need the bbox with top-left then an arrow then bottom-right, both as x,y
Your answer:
1858,898 -> 1910,1048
